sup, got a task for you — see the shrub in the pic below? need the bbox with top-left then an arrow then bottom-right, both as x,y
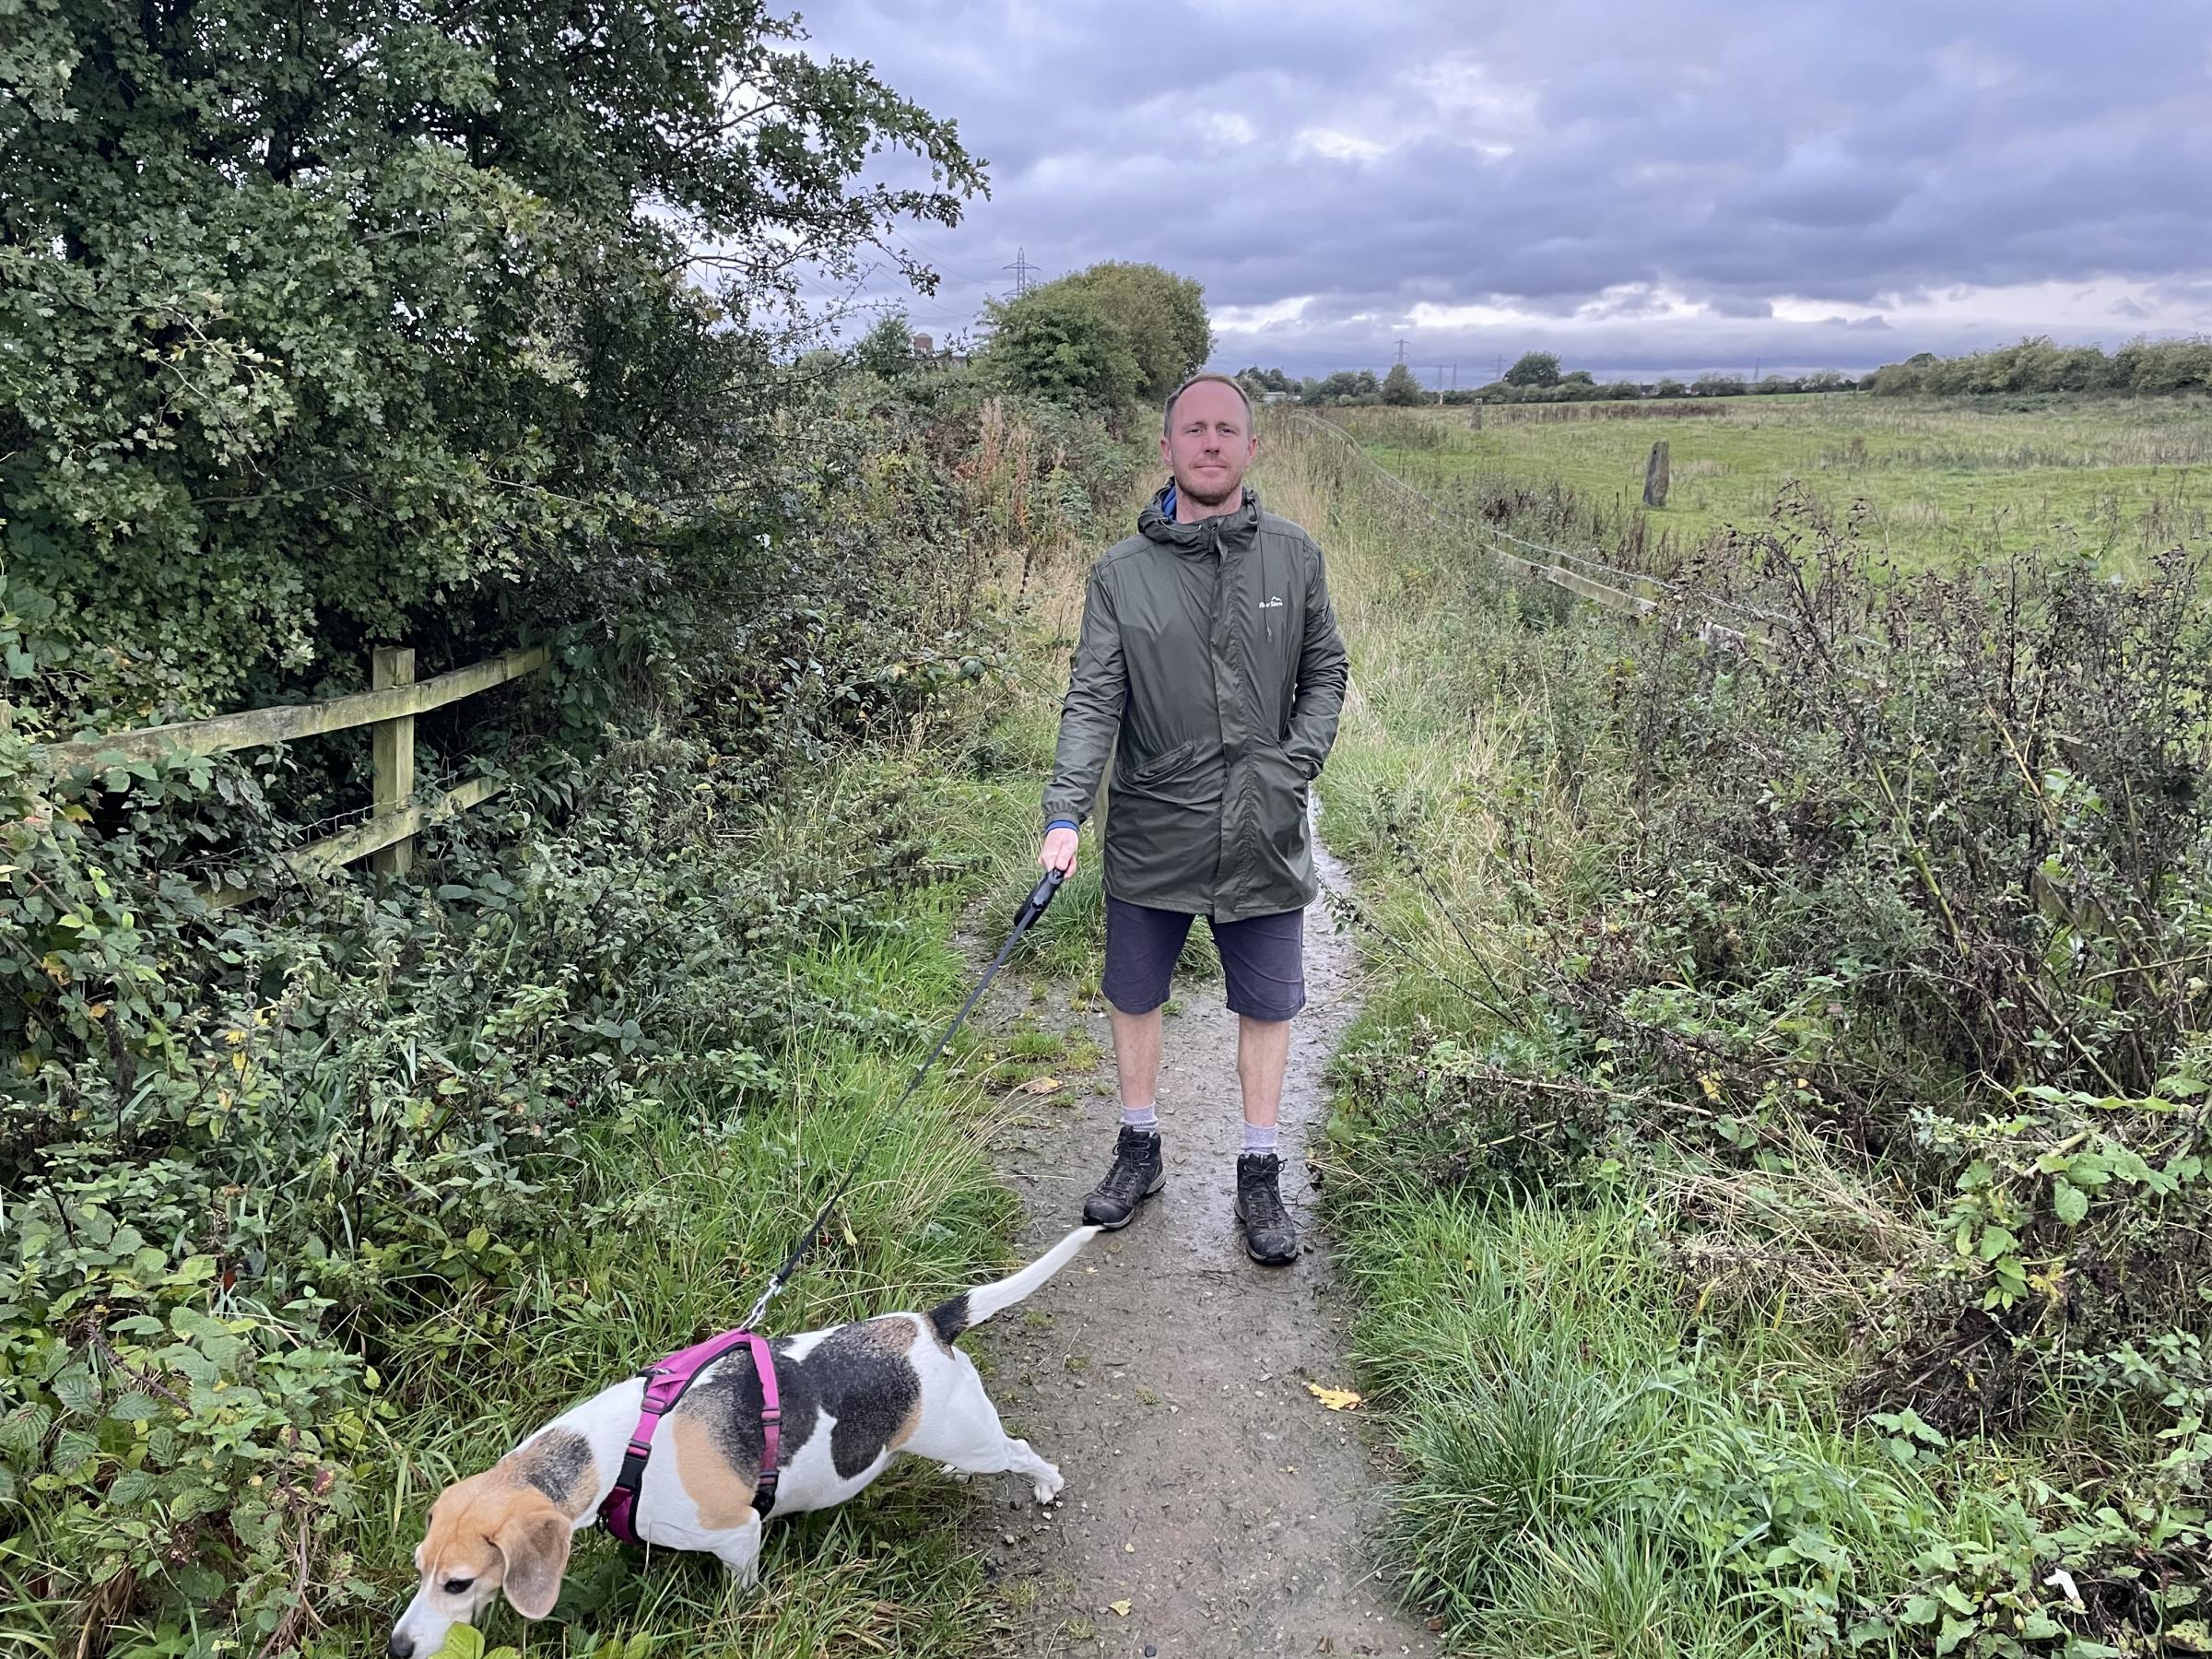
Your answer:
982,288 -> 1143,415
0,0 -> 982,732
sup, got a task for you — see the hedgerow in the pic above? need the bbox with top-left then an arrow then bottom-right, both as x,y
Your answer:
2,4 -> 1147,1650
1285,416 -> 2212,1657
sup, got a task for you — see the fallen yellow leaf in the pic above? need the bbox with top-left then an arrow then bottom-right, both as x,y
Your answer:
1014,1076 -> 1062,1095
1109,1600 -> 1132,1618
1306,1382 -> 1362,1411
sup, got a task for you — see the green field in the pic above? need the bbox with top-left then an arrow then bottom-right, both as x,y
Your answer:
1340,395 -> 2212,573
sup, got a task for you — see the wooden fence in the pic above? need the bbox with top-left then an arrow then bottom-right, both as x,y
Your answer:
32,643 -> 547,910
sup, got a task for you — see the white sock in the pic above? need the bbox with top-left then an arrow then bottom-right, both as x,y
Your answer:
1241,1120 -> 1278,1155
1122,1101 -> 1159,1134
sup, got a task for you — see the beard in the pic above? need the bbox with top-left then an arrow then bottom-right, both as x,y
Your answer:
1176,469 -> 1244,508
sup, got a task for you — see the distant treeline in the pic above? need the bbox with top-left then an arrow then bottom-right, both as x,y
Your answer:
1240,334 -> 2212,409
1865,335 -> 2212,396
1237,357 -> 1858,408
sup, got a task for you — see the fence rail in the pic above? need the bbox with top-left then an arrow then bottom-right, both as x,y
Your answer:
33,645 -> 547,771
32,642 -> 548,911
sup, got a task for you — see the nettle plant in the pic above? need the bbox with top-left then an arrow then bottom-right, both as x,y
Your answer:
1928,1081 -> 2212,1319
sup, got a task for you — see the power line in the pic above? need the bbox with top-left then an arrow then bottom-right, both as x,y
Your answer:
1004,247 -> 1040,296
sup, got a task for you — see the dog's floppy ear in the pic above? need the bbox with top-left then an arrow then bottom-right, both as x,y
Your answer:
491,1500 -> 572,1620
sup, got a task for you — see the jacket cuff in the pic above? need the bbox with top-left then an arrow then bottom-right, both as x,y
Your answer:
1044,818 -> 1078,834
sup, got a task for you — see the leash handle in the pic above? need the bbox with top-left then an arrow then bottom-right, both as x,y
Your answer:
1014,867 -> 1065,934
739,864 -> 1065,1335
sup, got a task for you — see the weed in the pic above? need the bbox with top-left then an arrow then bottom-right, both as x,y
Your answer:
1265,408 -> 2212,1656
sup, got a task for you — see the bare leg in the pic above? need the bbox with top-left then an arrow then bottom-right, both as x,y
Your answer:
1237,1015 -> 1291,1129
1109,1004 -> 1164,1112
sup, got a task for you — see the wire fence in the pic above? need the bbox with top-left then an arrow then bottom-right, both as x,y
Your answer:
1278,410 -> 1773,646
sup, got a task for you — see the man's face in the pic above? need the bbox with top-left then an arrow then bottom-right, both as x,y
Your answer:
1160,381 -> 1258,510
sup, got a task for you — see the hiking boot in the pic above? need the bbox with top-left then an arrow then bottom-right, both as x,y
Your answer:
1082,1126 -> 1165,1229
1234,1153 -> 1300,1266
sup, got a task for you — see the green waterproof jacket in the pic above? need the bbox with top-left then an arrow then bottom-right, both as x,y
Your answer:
1041,484 -> 1349,923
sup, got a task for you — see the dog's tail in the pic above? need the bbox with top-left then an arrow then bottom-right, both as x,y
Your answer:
928,1226 -> 1100,1345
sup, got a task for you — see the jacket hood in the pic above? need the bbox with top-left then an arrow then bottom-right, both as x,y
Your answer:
1137,483 -> 1261,554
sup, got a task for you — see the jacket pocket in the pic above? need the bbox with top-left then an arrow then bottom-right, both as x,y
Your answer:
1120,738 -> 1199,791
1253,745 -> 1310,853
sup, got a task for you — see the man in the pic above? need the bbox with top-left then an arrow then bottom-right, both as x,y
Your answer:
1038,372 -> 1348,1266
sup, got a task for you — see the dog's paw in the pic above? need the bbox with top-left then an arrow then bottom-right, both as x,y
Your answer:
1030,1466 -> 1065,1504
939,1463 -> 975,1484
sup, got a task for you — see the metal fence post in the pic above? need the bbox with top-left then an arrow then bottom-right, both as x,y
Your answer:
371,646 -> 416,877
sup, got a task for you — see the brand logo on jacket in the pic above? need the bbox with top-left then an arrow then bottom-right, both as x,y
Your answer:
1258,595 -> 1284,608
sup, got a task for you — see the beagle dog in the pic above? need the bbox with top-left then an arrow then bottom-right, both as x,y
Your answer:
389,1226 -> 1098,1656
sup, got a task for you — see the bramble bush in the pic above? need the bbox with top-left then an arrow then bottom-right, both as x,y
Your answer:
0,370 -> 1124,1651
1301,408 -> 2212,1653
1,2 -> 1154,1649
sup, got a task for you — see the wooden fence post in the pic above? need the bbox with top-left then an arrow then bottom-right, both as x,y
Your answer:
371,646 -> 416,877
1642,440 -> 1670,508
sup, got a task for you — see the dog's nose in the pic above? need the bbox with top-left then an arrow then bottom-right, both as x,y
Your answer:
387,1636 -> 413,1659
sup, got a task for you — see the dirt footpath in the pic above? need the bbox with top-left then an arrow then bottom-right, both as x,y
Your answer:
972,832 -> 1439,1658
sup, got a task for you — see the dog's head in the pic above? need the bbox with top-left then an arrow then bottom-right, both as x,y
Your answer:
388,1468 -> 574,1659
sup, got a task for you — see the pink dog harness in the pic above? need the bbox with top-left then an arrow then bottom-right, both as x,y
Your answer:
599,1329 -> 781,1544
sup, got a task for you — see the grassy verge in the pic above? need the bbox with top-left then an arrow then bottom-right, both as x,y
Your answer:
1259,415 -> 2211,1659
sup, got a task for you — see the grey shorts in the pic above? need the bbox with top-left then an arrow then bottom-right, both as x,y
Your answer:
1101,895 -> 1307,1021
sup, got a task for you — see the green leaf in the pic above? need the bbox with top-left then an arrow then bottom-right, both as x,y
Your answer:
1901,1595 -> 1942,1627
107,1469 -> 159,1507
52,1366 -> 100,1415
2052,1180 -> 2089,1225
434,1625 -> 485,1659
1937,1615 -> 1978,1654
51,1427 -> 100,1474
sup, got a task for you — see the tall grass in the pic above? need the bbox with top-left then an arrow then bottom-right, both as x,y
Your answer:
1258,412 -> 2212,1657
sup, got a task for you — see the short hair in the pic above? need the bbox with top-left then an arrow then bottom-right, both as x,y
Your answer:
1162,371 -> 1254,437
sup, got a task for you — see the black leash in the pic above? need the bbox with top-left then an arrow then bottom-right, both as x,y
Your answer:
737,866 -> 1067,1332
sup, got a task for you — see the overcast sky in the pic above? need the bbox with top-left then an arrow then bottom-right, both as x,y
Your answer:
795,0 -> 2212,383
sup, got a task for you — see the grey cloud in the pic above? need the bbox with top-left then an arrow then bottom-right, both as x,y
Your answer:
799,0 -> 2212,373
